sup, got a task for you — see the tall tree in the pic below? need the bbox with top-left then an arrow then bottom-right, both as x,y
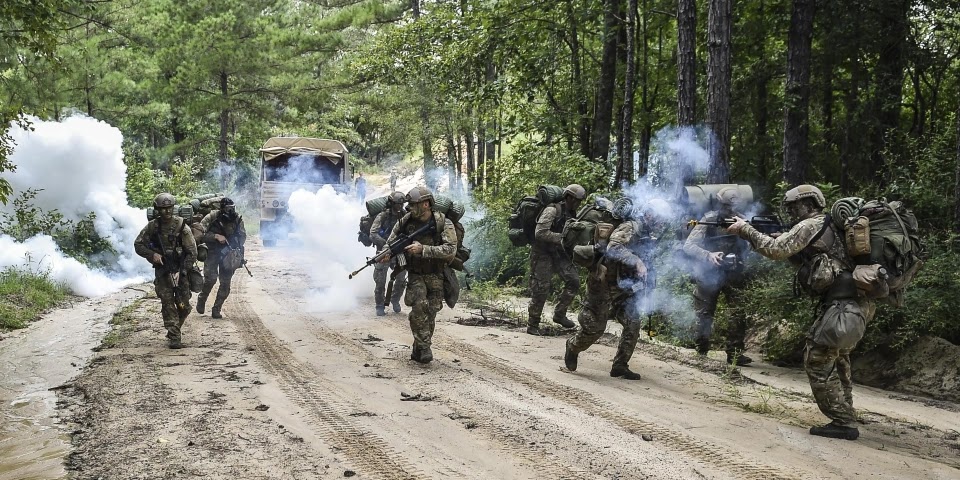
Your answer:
677,0 -> 697,126
616,0 -> 639,185
782,0 -> 815,185
706,0 -> 732,183
592,0 -> 621,162
870,0 -> 910,184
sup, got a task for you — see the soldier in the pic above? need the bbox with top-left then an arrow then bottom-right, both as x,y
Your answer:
389,168 -> 398,191
526,184 -> 586,335
683,186 -> 754,365
196,197 -> 247,319
563,198 -> 670,380
370,191 -> 408,316
134,193 -> 198,349
379,186 -> 457,364
727,185 -> 874,440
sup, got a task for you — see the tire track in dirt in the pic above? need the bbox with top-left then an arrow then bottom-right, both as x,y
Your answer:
232,277 -> 423,480
289,313 -> 602,479
433,333 -> 805,480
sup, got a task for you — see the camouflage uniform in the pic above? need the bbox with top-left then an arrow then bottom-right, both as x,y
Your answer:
197,210 -> 246,317
736,213 -> 876,428
386,211 -> 457,361
528,203 -> 579,328
370,209 -> 407,312
566,219 -> 654,374
134,216 -> 198,344
683,210 -> 751,360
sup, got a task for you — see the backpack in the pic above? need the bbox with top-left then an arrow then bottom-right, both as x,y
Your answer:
832,197 -> 926,307
507,185 -> 564,247
189,193 -> 224,218
561,202 -> 617,267
357,196 -> 391,246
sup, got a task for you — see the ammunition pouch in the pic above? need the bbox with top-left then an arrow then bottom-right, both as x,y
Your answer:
810,298 -> 866,350
823,271 -> 857,301
188,266 -> 203,293
197,244 -> 208,263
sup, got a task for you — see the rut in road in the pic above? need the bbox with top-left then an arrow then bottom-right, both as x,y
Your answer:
232,276 -> 423,480
429,331 -> 806,480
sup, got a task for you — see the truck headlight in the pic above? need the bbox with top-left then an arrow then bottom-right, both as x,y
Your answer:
272,200 -> 280,207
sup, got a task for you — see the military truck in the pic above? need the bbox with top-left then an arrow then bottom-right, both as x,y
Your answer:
258,137 -> 351,246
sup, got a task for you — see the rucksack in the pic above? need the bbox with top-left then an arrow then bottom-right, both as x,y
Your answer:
561,202 -> 617,267
357,196 -> 391,247
507,185 -> 563,247
832,197 -> 926,307
189,193 -> 224,218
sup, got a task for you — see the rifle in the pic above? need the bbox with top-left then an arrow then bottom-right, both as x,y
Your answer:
226,234 -> 252,277
153,223 -> 188,312
686,215 -> 786,235
349,218 -> 436,279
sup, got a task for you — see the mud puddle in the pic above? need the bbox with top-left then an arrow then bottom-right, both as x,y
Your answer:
0,285 -> 148,480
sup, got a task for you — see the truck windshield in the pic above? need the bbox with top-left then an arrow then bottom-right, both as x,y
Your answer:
263,153 -> 342,184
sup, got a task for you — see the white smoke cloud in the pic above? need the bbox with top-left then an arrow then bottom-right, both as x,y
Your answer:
286,185 -> 377,312
1,115 -> 150,296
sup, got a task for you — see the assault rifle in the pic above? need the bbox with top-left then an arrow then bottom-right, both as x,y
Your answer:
226,235 -> 252,277
348,218 -> 436,279
153,225 -> 188,312
686,215 -> 786,235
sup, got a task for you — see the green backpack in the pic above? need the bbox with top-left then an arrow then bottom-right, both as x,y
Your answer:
832,198 -> 926,307
561,202 -> 617,267
357,196 -> 390,247
507,185 -> 563,247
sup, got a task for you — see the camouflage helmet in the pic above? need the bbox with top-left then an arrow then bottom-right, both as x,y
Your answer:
612,197 -> 635,220
716,186 -> 743,207
406,186 -> 434,205
563,184 -> 587,200
387,191 -> 406,205
220,197 -> 236,208
153,193 -> 175,208
783,184 -> 826,209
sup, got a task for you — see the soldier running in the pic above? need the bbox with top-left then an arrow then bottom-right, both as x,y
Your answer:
370,191 -> 409,316
197,197 -> 246,319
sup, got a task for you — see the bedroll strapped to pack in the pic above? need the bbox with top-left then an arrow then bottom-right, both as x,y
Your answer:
507,185 -> 563,247
146,204 -> 194,221
831,197 -> 926,307
561,201 -> 617,267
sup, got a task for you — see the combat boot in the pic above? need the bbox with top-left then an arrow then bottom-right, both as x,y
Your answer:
392,300 -> 402,313
726,350 -> 753,366
809,422 -> 859,440
168,338 -> 183,349
564,342 -> 578,371
553,315 -> 575,329
211,307 -> 222,319
610,365 -> 642,380
526,317 -> 541,336
695,340 -> 711,357
196,294 -> 207,314
417,346 -> 433,364
376,305 -> 386,316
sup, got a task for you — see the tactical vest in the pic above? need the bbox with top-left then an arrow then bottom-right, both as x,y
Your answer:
148,217 -> 187,262
208,215 -> 241,251
402,212 -> 447,275
791,214 -> 853,297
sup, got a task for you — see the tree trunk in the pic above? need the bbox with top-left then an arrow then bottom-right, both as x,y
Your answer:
476,125 -> 486,189
445,123 -> 458,193
565,0 -> 591,157
782,0 -> 815,186
954,98 -> 960,231
464,128 -> 476,189
616,0 -> 638,186
869,0 -> 909,184
420,107 -> 436,190
677,0 -> 697,126
706,0 -> 732,183
219,70 -> 230,166
592,0 -> 620,163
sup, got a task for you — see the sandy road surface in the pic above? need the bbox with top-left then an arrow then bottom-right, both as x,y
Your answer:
56,241 -> 960,479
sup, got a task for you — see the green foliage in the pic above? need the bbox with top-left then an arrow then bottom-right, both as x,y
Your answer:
0,189 -> 115,266
0,266 -> 68,330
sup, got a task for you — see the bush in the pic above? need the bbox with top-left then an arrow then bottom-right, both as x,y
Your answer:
0,267 -> 68,330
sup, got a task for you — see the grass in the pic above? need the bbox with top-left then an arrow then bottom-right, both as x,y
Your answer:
100,301 -> 142,349
0,267 -> 70,329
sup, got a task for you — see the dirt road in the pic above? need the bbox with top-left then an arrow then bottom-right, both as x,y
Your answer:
54,241 -> 960,479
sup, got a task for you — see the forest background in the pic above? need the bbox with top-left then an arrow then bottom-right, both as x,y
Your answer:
2,0 -> 960,367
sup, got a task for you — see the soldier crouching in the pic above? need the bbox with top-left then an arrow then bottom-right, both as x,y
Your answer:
379,186 -> 457,364
134,193 -> 198,349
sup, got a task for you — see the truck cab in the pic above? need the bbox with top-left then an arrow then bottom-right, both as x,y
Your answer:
258,137 -> 350,246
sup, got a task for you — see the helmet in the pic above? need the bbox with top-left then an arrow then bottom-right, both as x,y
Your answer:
639,198 -> 672,220
406,186 -> 434,205
612,197 -> 635,220
220,197 -> 235,208
564,184 -> 586,200
153,193 -> 175,208
387,191 -> 406,205
716,187 -> 743,207
783,184 -> 826,208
